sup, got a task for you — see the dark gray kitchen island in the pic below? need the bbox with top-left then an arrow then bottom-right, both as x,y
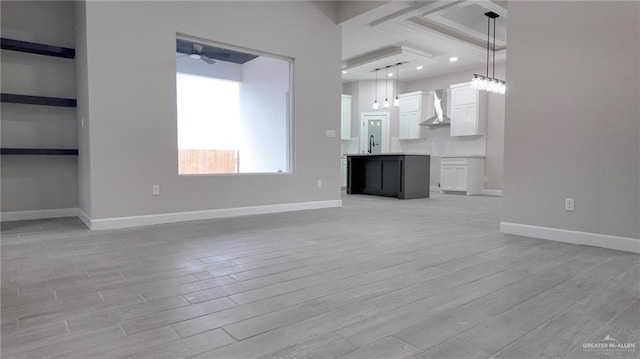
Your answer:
346,154 -> 430,199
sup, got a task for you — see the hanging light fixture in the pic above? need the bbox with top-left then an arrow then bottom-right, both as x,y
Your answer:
372,68 -> 380,111
471,11 -> 506,95
383,66 -> 390,109
393,63 -> 401,107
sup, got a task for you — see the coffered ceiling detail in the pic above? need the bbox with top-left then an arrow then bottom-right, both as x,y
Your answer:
340,0 -> 507,82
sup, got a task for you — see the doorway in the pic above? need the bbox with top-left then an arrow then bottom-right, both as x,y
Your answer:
360,112 -> 390,154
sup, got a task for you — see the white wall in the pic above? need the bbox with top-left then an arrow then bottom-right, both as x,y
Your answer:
1,1 -> 79,214
504,1 -> 640,239
78,1 -> 342,221
75,0 -> 91,218
239,56 -> 289,173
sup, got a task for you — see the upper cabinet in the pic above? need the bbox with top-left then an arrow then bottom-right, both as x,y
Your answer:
341,94 -> 352,140
398,91 -> 433,140
449,82 -> 486,137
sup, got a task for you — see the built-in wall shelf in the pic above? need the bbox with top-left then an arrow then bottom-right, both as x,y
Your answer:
1,38 -> 75,59
1,93 -> 77,107
1,148 -> 78,156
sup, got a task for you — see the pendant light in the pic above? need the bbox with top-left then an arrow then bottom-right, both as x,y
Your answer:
382,66 -> 390,109
471,11 -> 506,94
393,63 -> 400,107
372,68 -> 379,111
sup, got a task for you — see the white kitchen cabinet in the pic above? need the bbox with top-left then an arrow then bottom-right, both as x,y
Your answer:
341,94 -> 352,140
449,82 -> 486,137
399,111 -> 421,139
440,157 -> 484,195
398,91 -> 432,140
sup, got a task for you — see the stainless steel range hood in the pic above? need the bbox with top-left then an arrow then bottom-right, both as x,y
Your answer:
419,114 -> 450,127
419,88 -> 450,127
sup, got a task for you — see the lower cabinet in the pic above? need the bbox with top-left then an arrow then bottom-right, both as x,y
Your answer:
347,154 -> 430,199
440,157 -> 484,195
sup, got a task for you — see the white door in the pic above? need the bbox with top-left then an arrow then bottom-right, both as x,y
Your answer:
441,166 -> 456,190
360,112 -> 390,153
464,104 -> 477,135
454,166 -> 468,190
407,111 -> 421,139
451,105 -> 466,136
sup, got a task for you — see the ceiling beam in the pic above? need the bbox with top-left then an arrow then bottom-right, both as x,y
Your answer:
336,1 -> 392,25
369,1 -> 464,27
342,45 -> 436,72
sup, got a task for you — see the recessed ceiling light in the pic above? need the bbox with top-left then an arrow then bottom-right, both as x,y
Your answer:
342,70 -> 347,74
387,73 -> 393,77
449,57 -> 458,62
416,65 -> 423,70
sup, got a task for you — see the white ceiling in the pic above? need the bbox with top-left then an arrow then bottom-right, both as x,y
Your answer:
340,0 -> 507,82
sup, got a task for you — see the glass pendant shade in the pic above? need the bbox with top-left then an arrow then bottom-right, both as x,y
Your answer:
372,100 -> 379,111
472,12 -> 505,95
393,97 -> 400,107
383,98 -> 390,109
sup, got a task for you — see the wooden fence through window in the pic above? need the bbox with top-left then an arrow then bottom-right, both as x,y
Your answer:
178,149 -> 239,174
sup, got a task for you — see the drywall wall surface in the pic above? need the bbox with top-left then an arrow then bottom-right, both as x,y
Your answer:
239,56 -> 289,173
504,1 -> 639,238
1,1 -> 79,213
75,0 -> 92,218
1,1 -> 75,47
82,1 -> 342,219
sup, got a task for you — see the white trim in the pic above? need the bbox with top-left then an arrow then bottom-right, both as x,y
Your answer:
83,200 -> 342,231
431,187 -> 502,196
78,209 -> 92,228
0,208 -> 78,222
500,222 -> 640,254
482,189 -> 503,196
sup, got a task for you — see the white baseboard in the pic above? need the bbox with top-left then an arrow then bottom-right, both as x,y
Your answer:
500,222 -> 640,254
431,186 -> 503,196
482,189 -> 503,196
0,208 -> 79,222
84,200 -> 343,231
78,209 -> 92,229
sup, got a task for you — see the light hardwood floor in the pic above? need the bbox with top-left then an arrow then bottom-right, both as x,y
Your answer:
2,193 -> 639,359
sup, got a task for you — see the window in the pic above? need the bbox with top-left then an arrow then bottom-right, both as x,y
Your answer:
176,35 -> 292,175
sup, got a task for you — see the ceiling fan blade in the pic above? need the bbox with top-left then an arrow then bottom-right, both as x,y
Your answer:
201,55 -> 216,65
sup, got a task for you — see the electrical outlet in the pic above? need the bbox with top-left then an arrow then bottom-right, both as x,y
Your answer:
565,198 -> 575,212
153,185 -> 160,196
317,180 -> 322,188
